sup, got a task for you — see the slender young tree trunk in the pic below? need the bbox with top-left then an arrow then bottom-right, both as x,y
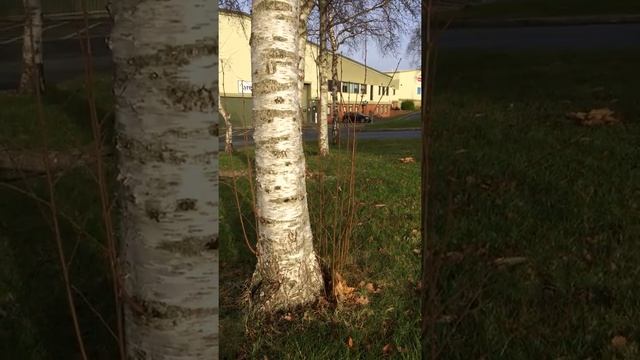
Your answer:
317,0 -> 329,156
19,0 -> 44,94
219,96 -> 234,154
296,0 -> 313,134
329,27 -> 340,145
249,0 -> 324,313
110,1 -> 219,358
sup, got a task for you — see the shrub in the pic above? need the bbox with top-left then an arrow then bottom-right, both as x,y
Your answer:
400,100 -> 416,110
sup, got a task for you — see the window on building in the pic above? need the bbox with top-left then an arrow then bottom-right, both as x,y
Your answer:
378,86 -> 381,95
360,84 -> 367,94
393,89 -> 396,95
386,86 -> 389,96
328,80 -> 341,91
349,83 -> 359,93
417,87 -> 422,95
342,82 -> 349,93
370,85 -> 374,100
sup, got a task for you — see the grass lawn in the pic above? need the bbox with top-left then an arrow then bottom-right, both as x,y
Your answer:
1,48 -> 639,358
366,112 -> 421,130
446,0 -> 640,20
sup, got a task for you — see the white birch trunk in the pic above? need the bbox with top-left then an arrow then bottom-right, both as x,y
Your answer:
329,28 -> 340,145
250,0 -> 324,313
19,0 -> 44,93
317,0 -> 329,156
110,0 -> 219,358
219,96 -> 233,154
296,0 -> 312,134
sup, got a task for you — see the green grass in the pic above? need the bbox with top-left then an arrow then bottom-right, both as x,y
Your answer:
366,112 -> 420,130
446,0 -> 640,20
2,49 -> 640,358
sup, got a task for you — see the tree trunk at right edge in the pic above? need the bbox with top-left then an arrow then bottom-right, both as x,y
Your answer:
19,0 -> 44,94
249,0 -> 324,314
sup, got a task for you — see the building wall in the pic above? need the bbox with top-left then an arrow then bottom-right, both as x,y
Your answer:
219,10 -> 397,127
387,69 -> 422,106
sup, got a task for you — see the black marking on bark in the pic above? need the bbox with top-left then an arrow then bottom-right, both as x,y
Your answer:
157,235 -> 217,256
130,296 -> 218,321
253,79 -> 293,94
274,186 -> 281,190
255,0 -> 293,12
205,236 -> 219,250
274,96 -> 285,104
145,208 -> 163,222
273,35 -> 287,42
256,134 -> 290,146
176,198 -> 197,211
124,42 -> 217,68
209,123 -> 219,136
285,161 -> 292,166
254,109 -> 297,125
266,48 -> 296,60
166,83 -> 216,112
118,136 -> 190,165
271,149 -> 288,158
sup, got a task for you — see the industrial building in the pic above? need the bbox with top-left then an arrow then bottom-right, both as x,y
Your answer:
386,69 -> 422,108
219,10 -> 399,127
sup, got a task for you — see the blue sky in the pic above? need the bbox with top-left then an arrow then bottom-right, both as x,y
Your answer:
341,33 -> 419,73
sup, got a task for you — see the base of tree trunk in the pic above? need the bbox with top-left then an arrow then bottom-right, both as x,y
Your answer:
243,257 -> 334,331
244,254 -> 329,316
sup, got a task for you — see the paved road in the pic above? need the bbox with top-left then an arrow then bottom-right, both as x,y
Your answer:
230,127 -> 420,149
1,19 -> 639,90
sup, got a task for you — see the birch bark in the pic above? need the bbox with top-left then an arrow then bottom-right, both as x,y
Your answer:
110,0 -> 219,358
249,0 -> 324,313
19,0 -> 44,94
219,96 -> 234,154
317,0 -> 329,155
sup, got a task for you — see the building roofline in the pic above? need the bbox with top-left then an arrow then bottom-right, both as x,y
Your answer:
220,9 -> 392,81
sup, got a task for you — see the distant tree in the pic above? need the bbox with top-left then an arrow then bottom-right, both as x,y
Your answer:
219,94 -> 234,154
19,0 -> 44,94
310,0 -> 419,150
248,0 -> 324,313
110,0 -> 219,357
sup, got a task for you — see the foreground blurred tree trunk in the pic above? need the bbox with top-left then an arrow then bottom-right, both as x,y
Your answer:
110,0 -> 219,357
19,0 -> 44,94
249,0 -> 324,313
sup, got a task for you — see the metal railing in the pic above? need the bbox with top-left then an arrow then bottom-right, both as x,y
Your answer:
0,0 -> 108,18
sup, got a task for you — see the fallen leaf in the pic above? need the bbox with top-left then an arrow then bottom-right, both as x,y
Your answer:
382,343 -> 394,355
399,156 -> 415,163
346,336 -> 354,348
567,108 -> 620,126
611,335 -> 627,349
365,282 -> 380,293
283,313 -> 293,321
374,203 -> 387,208
333,272 -> 355,301
412,248 -> 421,255
354,295 -> 369,305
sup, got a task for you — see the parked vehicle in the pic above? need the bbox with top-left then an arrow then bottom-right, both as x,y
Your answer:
342,112 -> 372,123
